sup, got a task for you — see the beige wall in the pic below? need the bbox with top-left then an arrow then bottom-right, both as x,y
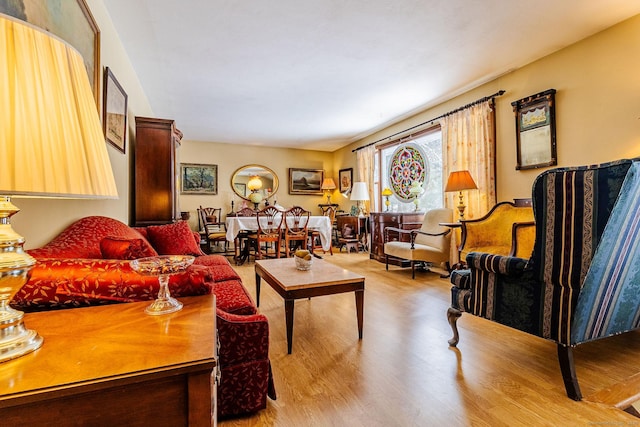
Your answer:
15,0 -> 153,248
340,14 -> 640,204
14,5 -> 640,248
178,141 -> 336,230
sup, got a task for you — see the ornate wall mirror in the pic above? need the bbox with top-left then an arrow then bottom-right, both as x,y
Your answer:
231,165 -> 279,203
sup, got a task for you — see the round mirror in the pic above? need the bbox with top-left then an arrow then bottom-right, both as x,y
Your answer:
231,164 -> 279,201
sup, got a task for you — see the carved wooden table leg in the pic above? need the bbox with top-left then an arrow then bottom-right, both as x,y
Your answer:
447,307 -> 462,346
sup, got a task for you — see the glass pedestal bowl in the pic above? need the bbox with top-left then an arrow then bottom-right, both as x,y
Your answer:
130,255 -> 195,315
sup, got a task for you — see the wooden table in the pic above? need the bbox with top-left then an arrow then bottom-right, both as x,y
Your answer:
0,295 -> 218,427
255,258 -> 365,354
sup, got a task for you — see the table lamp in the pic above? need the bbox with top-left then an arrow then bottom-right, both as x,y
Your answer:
381,187 -> 393,211
321,178 -> 336,204
409,181 -> 424,211
0,16 -> 118,361
350,182 -> 369,217
445,170 -> 478,221
247,176 -> 263,209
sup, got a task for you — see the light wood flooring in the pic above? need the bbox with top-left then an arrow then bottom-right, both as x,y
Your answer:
219,252 -> 640,427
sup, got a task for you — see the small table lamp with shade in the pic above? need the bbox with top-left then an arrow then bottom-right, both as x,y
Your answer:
409,181 -> 424,211
381,187 -> 393,211
321,178 -> 337,204
0,16 -> 118,361
445,170 -> 478,221
350,182 -> 369,217
247,176 -> 263,209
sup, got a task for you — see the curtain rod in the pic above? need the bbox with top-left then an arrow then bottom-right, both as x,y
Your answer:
352,89 -> 505,152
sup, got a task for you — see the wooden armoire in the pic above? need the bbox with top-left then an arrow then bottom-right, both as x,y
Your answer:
132,117 -> 182,226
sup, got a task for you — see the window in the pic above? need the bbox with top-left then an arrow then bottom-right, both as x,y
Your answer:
375,127 -> 443,213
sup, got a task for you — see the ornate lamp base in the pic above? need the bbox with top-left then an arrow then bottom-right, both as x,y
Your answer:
0,196 -> 43,362
0,308 -> 43,361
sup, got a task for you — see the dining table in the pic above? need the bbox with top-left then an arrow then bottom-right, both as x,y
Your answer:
225,215 -> 333,263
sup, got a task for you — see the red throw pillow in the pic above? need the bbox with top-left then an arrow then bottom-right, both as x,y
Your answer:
146,221 -> 205,256
100,236 -> 158,260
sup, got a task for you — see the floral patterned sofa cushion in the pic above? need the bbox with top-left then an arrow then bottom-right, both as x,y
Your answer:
27,216 -> 149,259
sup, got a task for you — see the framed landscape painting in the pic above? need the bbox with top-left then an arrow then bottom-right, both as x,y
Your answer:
289,168 -> 324,195
181,163 -> 218,195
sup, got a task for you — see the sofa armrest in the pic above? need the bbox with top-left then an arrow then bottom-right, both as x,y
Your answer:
217,308 -> 270,367
510,221 -> 535,258
466,252 -> 530,275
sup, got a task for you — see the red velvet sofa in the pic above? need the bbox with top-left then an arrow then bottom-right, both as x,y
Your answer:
11,216 -> 276,419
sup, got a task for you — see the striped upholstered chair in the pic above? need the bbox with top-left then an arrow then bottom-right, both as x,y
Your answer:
447,158 -> 640,400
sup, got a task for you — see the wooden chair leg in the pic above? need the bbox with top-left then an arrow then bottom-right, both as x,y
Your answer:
447,307 -> 462,346
385,254 -> 389,271
411,261 -> 415,279
557,345 -> 583,401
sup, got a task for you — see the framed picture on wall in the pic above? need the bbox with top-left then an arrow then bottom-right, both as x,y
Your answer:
339,168 -> 353,193
103,67 -> 128,153
289,168 -> 324,195
181,163 -> 218,195
511,89 -> 557,170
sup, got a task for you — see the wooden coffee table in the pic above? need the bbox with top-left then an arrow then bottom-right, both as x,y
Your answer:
255,258 -> 365,354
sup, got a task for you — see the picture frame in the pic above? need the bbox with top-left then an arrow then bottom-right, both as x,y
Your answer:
234,183 -> 247,197
0,0 -> 101,103
339,168 -> 353,193
181,163 -> 218,195
511,89 -> 557,170
103,67 -> 128,153
289,168 -> 324,195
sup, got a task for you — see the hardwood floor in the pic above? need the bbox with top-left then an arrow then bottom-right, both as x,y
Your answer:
220,252 -> 640,426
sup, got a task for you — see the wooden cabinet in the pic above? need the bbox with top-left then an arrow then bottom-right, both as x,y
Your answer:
369,211 -> 425,265
133,117 -> 182,226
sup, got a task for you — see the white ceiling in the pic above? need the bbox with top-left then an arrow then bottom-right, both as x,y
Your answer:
102,0 -> 640,152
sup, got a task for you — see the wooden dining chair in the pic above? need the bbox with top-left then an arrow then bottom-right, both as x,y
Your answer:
197,206 -> 228,254
247,206 -> 283,260
228,207 -> 256,264
283,206 -> 311,257
309,205 -> 335,255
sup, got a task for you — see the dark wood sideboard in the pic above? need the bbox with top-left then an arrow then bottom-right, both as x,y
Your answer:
369,211 -> 425,266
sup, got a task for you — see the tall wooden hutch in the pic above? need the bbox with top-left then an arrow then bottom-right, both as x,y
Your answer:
132,117 -> 182,226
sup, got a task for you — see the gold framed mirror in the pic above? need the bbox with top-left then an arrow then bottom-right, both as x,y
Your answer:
231,165 -> 279,202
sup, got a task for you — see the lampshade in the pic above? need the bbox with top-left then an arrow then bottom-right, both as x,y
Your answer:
0,15 -> 118,362
1,16 -> 117,198
381,187 -> 393,196
444,171 -> 478,192
321,178 -> 336,190
247,176 -> 263,191
350,182 -> 369,201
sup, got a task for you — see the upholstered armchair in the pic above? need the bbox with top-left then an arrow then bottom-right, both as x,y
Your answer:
384,208 -> 453,278
457,201 -> 535,264
448,158 -> 640,400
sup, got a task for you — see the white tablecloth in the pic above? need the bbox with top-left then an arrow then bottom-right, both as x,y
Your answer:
225,216 -> 332,251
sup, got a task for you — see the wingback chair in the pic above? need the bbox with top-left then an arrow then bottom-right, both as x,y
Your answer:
384,208 -> 453,278
448,158 -> 640,400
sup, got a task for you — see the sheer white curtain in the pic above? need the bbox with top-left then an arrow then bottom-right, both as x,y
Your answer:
356,144 -> 375,213
439,100 -> 496,220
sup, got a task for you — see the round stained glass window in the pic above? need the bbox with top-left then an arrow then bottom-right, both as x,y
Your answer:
388,143 -> 429,201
